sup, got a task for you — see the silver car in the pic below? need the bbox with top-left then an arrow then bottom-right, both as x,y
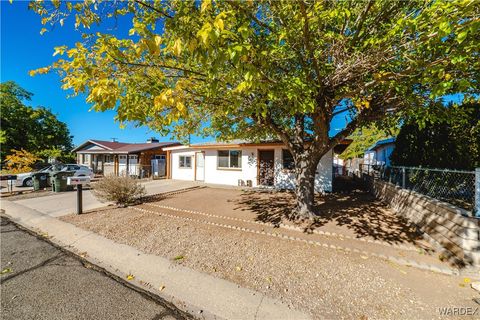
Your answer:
16,164 -> 94,187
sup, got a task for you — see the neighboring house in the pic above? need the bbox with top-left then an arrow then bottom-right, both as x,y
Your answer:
72,138 -> 180,177
332,139 -> 352,176
363,137 -> 396,167
163,140 -> 333,192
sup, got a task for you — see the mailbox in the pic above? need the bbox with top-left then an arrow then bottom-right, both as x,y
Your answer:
67,176 -> 91,186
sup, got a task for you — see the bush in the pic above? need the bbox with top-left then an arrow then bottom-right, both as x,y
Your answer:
92,175 -> 146,206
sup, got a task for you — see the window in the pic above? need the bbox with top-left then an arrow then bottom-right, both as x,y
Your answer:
104,155 -> 113,163
217,150 -> 242,169
119,155 -> 127,160
282,149 -> 295,170
179,155 -> 192,168
153,155 -> 166,160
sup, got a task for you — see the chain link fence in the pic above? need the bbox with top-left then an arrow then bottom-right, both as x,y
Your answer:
371,166 -> 476,212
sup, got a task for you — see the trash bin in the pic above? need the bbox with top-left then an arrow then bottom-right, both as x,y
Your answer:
51,171 -> 75,192
32,172 -> 49,191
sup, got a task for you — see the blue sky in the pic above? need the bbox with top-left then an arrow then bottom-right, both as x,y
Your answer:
1,1 -> 349,147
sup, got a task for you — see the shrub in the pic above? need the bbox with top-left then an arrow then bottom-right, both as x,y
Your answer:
92,175 -> 146,206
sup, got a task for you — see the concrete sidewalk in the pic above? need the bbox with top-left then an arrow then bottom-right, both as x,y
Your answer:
8,180 -> 199,218
0,200 -> 310,320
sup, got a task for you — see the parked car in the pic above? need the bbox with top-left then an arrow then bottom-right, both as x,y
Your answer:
15,164 -> 94,187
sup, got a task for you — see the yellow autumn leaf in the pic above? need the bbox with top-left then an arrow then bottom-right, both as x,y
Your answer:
214,18 -> 224,31
201,0 -> 212,12
176,101 -> 186,112
126,274 -> 135,280
172,39 -> 182,56
464,277 -> 471,283
154,35 -> 162,47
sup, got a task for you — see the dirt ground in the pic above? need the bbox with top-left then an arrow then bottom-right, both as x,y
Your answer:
61,187 -> 480,319
149,187 -> 430,247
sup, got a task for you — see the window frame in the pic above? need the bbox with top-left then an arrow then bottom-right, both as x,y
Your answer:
179,155 -> 192,169
217,150 -> 242,170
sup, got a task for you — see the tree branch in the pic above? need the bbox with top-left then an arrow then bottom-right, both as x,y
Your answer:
134,0 -> 173,19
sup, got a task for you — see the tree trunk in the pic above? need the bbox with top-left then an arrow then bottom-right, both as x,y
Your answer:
294,157 -> 317,219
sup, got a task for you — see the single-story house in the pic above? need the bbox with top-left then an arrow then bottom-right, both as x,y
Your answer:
363,137 -> 396,167
163,140 -> 333,192
72,138 -> 180,177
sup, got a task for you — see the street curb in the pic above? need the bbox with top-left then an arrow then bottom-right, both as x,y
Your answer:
0,200 -> 311,320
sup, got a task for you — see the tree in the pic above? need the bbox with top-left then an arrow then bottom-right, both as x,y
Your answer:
391,103 -> 480,170
30,0 -> 479,217
2,149 -> 41,174
0,81 -> 74,160
340,124 -> 396,160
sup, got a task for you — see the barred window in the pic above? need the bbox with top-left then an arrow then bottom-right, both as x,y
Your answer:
282,149 -> 295,170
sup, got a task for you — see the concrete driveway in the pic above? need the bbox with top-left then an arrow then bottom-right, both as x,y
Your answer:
3,180 -> 198,218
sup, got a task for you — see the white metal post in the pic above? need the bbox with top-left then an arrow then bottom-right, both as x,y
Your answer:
475,168 -> 480,218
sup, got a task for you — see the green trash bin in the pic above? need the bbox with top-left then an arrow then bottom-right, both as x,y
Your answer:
32,172 -> 49,191
51,171 -> 75,192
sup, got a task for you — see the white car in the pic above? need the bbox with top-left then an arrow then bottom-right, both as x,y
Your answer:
16,164 -> 94,187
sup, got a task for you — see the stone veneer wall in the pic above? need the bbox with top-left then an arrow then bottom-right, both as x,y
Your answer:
371,179 -> 480,266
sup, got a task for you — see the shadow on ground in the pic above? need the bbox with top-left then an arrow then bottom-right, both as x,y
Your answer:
234,179 -> 424,246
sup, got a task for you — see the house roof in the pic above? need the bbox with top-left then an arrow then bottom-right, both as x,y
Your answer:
367,137 -> 396,151
163,138 -> 352,151
73,139 -> 180,154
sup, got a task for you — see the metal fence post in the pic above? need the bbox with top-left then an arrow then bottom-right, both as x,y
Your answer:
475,168 -> 480,218
402,167 -> 406,188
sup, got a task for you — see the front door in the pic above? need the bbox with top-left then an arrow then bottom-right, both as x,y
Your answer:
195,152 -> 205,181
258,150 -> 275,186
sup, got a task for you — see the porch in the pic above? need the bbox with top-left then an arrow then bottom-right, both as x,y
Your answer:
78,152 -> 167,178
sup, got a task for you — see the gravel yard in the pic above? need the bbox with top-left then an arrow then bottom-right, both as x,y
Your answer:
61,188 -> 479,319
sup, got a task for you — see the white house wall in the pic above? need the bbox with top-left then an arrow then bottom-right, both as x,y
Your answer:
169,146 -> 333,192
275,148 -> 333,192
170,150 -> 196,181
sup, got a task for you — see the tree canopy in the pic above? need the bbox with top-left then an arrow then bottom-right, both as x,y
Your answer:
339,124 -> 396,160
29,0 -> 480,216
391,102 -> 480,170
0,81 -> 74,161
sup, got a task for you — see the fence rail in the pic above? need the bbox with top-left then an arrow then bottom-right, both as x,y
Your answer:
360,165 -> 477,213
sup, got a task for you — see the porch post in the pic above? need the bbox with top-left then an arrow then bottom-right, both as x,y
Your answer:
126,154 -> 130,177
166,150 -> 171,179
114,155 -> 119,176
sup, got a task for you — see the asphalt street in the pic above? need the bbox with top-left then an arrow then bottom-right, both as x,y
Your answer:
0,216 -> 189,320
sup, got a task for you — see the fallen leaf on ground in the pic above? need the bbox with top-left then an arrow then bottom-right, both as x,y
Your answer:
159,285 -> 165,291
464,277 -> 471,283
173,255 -> 185,261
236,266 -> 242,271
79,252 -> 88,258
1,268 -> 13,275
126,274 -> 135,280
360,255 -> 368,260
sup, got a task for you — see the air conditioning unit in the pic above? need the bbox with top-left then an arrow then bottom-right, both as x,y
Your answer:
246,180 -> 253,187
238,179 -> 245,186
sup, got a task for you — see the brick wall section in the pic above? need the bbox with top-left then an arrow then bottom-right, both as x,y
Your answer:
372,179 -> 480,266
